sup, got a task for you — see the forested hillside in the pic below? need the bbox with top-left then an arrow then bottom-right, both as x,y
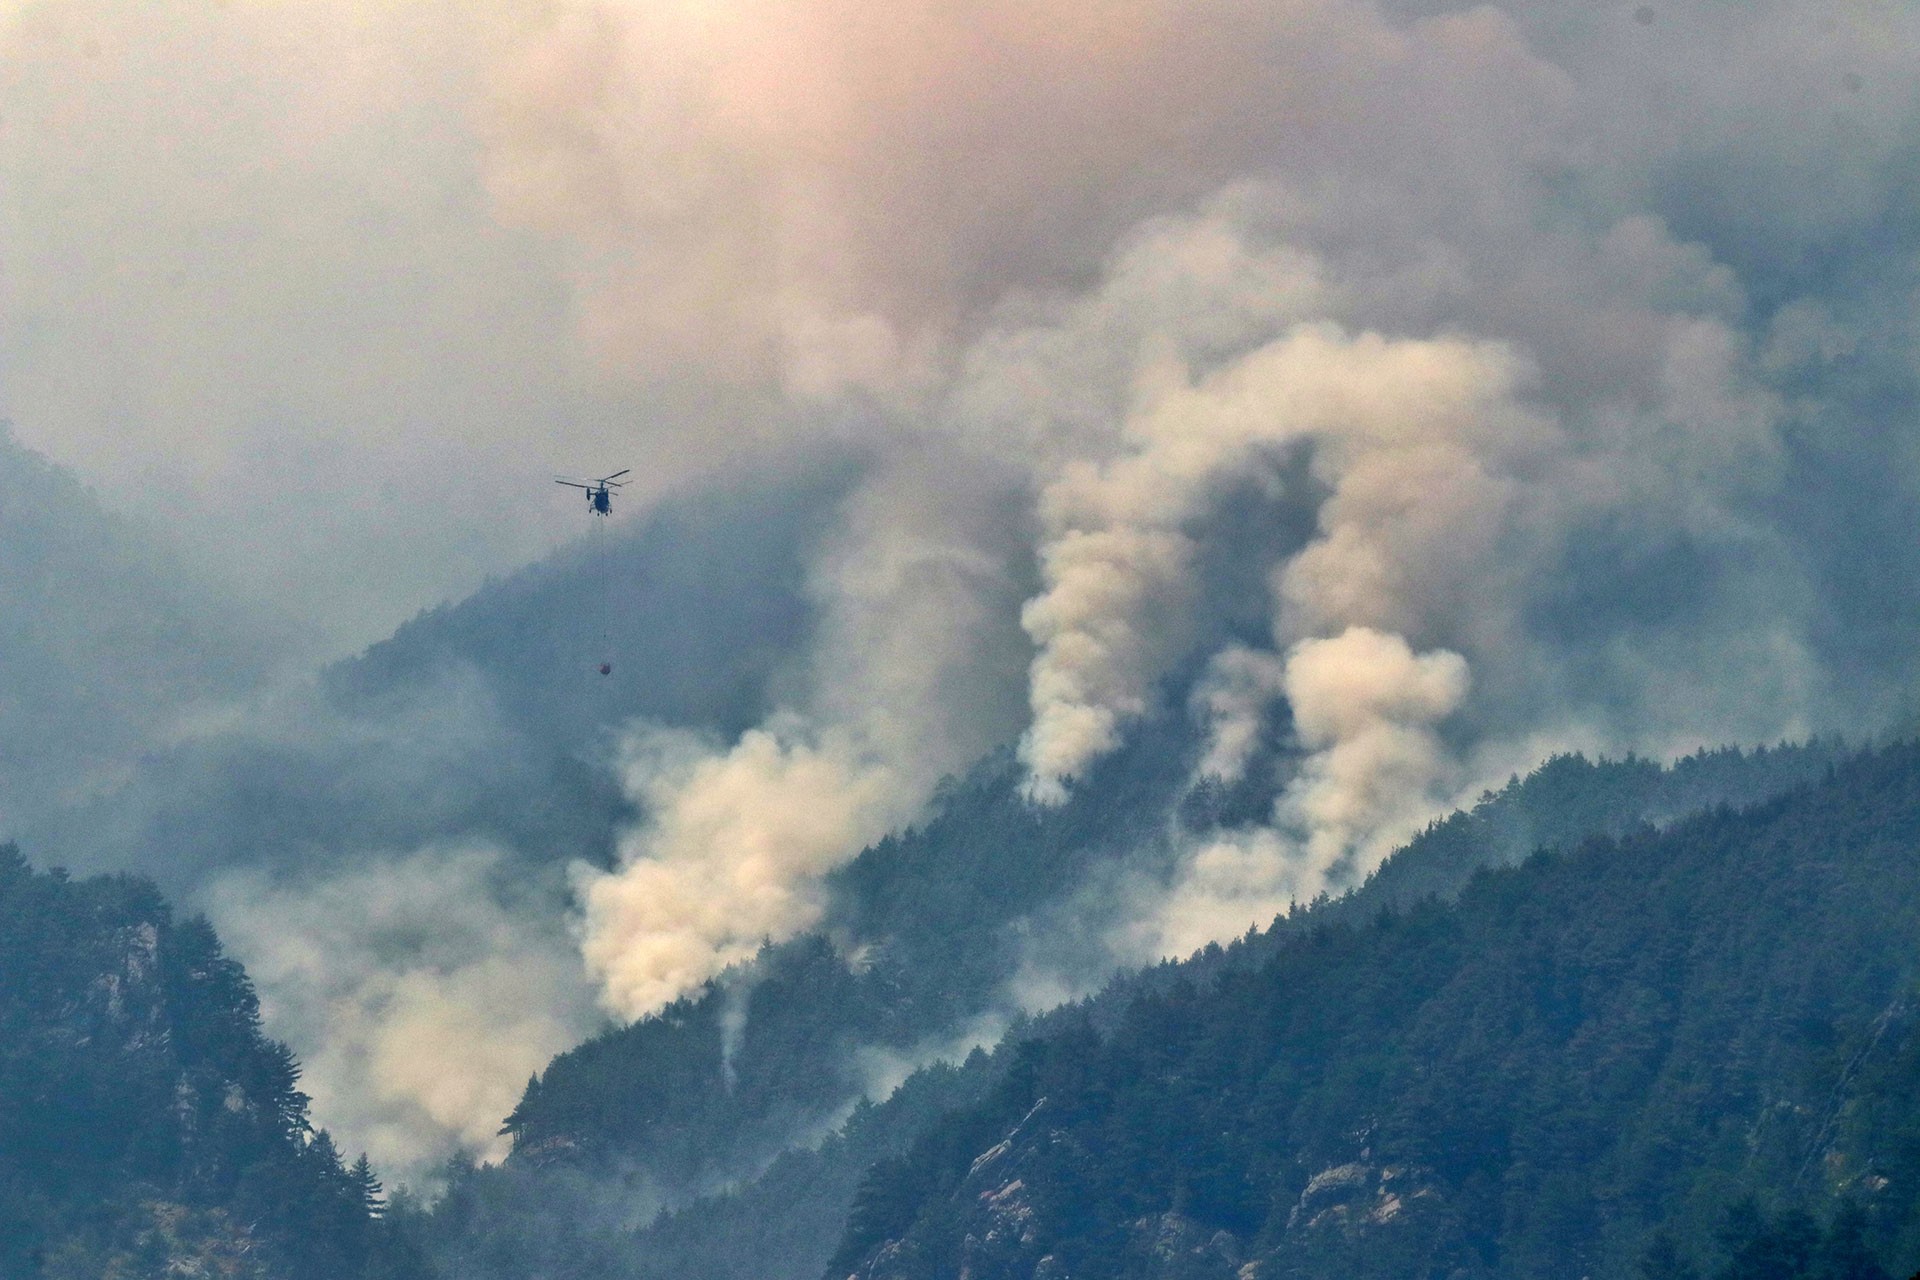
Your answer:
832,744 -> 1920,1280
0,846 -> 427,1279
414,740 -> 1845,1280
499,718 -> 1211,1183
411,723 -> 1215,1278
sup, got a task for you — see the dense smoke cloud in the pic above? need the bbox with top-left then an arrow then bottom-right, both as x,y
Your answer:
500,0 -> 1920,999
1120,628 -> 1468,960
205,846 -> 599,1177
578,721 -> 903,1019
0,459 -> 825,1176
1192,647 -> 1291,785
1015,320 -> 1538,800
9,0 -> 1920,1180
1282,627 -> 1470,868
576,450 -> 1031,1018
983,209 -> 1806,952
481,0 -> 1568,399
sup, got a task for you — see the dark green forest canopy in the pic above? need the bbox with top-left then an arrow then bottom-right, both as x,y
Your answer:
501,739 -> 1846,1188
0,728 -> 1862,1280
0,846 -> 428,1280
426,742 -> 1851,1280
831,743 -> 1920,1280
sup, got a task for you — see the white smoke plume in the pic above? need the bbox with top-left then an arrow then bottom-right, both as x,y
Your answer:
204,846 -> 599,1181
1192,647 -> 1290,785
1120,628 -> 1467,961
800,449 -> 1034,796
511,0 -> 1896,989
718,974 -> 758,1093
1281,628 -> 1470,867
1008,228 -> 1798,946
576,720 -> 905,1020
854,1009 -> 1012,1103
9,0 -> 1908,1161
573,447 -> 1031,1020
1017,319 -> 1542,801
952,190 -> 1811,962
1017,520 -> 1197,803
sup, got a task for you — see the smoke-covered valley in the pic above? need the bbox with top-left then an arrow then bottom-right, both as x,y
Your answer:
5,0 -> 1920,1264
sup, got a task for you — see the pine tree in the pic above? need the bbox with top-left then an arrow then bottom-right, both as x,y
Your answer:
350,1154 -> 386,1219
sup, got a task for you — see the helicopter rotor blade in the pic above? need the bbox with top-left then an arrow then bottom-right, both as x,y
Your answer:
598,469 -> 632,483
555,480 -> 590,489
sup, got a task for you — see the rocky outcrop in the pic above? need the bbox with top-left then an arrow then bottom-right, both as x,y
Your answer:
1285,1159 -> 1438,1233
848,1099 -> 1065,1280
847,1130 -> 1460,1280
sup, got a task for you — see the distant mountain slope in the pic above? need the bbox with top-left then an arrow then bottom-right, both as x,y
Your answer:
495,721 -> 1208,1192
0,425 -> 278,850
328,459 -> 855,750
0,845 -> 427,1279
3,451 -> 874,1204
832,743 -> 1920,1280
47,460 -> 856,886
417,739 -> 1845,1280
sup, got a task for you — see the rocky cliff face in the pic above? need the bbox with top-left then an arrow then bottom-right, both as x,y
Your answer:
847,1100 -> 1061,1280
847,1109 -> 1460,1280
0,846 -> 418,1280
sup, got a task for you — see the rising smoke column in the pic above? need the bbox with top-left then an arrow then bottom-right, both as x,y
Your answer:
975,203 -> 1813,958
576,720 -> 904,1018
1017,320 -> 1545,802
573,450 -> 1030,1020
1008,305 -> 1544,955
2,0 -> 1908,1190
479,0 -> 1586,1013
1122,627 -> 1468,959
490,0 -> 1920,1001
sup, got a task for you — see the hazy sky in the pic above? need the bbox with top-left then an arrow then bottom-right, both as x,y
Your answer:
3,0 -> 1910,656
0,0 -> 762,655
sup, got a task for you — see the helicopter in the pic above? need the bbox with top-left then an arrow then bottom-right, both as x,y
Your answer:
556,469 -> 630,516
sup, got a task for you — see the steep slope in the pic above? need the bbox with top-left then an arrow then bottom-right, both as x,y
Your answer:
832,744 -> 1920,1280
49,461 -> 854,888
6,451 -> 881,1200
327,458 -> 855,753
499,717 -> 1214,1188
503,741 -> 1843,1185
417,741 -> 1843,1280
1353,742 -> 1854,911
0,845 -> 427,1279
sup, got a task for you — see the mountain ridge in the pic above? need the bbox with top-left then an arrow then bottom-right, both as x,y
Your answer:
829,742 -> 1920,1280
410,738 -> 1850,1279
0,844 -> 427,1279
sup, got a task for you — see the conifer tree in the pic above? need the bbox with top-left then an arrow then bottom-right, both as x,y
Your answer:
350,1154 -> 385,1219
